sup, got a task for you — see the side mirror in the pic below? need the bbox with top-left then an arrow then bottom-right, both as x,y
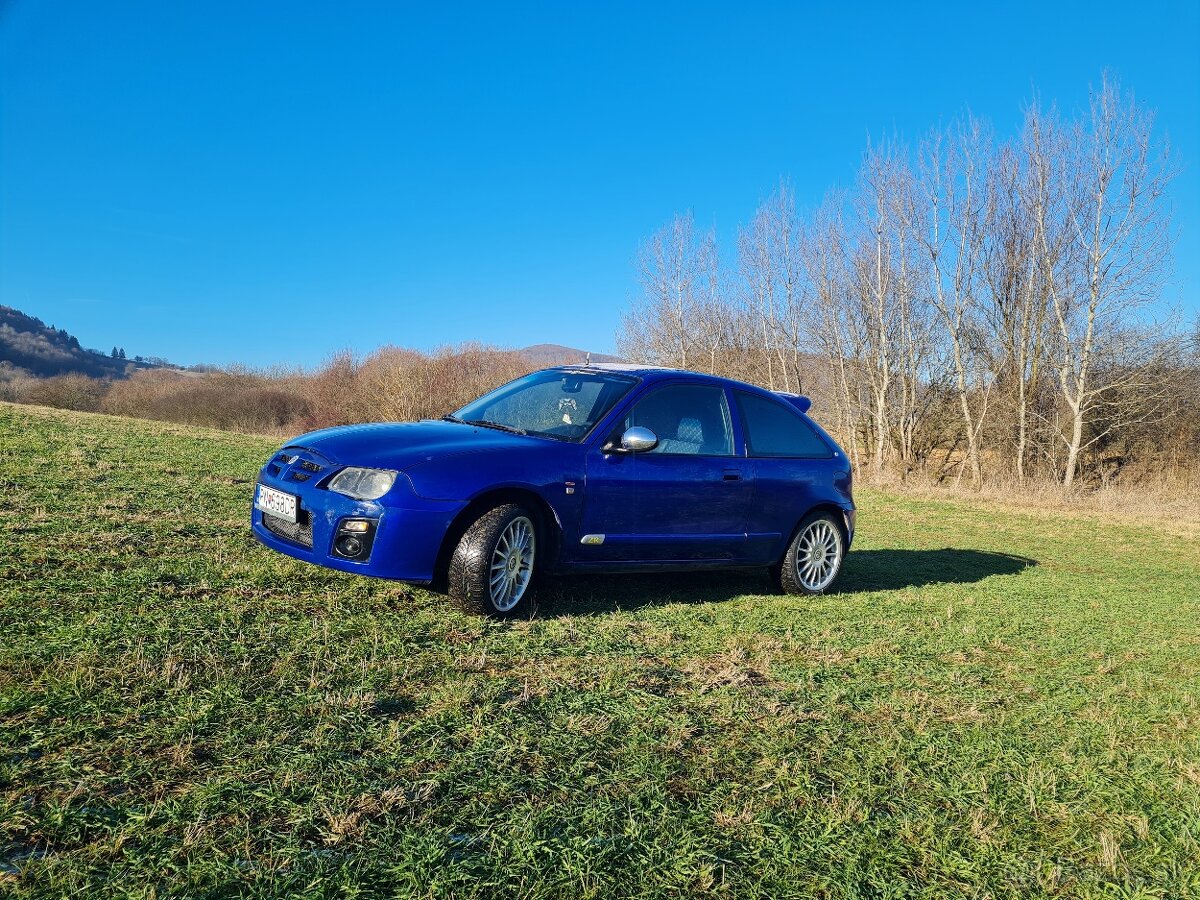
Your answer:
619,426 -> 658,453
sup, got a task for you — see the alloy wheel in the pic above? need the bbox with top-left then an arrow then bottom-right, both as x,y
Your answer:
488,515 -> 535,612
794,519 -> 842,591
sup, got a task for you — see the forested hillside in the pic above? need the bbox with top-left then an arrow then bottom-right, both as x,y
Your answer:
0,305 -> 171,378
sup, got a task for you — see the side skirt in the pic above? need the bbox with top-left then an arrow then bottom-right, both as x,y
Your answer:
558,561 -> 767,575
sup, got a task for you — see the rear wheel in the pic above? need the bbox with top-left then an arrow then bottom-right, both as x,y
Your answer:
773,510 -> 846,595
449,504 -> 537,617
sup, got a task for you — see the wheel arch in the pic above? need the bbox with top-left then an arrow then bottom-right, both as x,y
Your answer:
431,486 -> 563,591
778,501 -> 852,565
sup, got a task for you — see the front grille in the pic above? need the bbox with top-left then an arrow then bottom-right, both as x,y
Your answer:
297,460 -> 323,473
263,511 -> 313,548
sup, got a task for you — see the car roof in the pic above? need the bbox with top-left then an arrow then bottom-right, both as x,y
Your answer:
551,362 -> 677,376
545,363 -> 811,405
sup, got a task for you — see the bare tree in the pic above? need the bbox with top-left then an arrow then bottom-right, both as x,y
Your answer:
737,184 -> 809,392
909,118 -> 992,487
982,115 -> 1058,483
694,232 -> 731,375
1038,74 -> 1175,487
799,201 -> 869,471
738,196 -> 788,389
620,212 -> 716,368
850,143 -> 918,479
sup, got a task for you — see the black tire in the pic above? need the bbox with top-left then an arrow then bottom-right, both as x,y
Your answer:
772,510 -> 847,595
448,504 -> 538,618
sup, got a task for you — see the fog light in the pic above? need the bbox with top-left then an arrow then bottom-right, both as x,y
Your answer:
336,535 -> 364,557
333,518 -> 377,560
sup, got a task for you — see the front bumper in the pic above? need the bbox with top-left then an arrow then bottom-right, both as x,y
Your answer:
250,470 -> 466,583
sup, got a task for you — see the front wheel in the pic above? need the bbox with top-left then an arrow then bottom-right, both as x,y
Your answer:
773,511 -> 846,595
448,504 -> 537,617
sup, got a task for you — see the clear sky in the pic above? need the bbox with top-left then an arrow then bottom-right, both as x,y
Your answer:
2,1 -> 1197,368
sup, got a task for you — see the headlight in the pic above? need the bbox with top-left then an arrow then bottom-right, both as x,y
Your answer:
327,467 -> 397,500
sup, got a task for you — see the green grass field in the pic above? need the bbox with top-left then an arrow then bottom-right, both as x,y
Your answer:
1,402 -> 1198,898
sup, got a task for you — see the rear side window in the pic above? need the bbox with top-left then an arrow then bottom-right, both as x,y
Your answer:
736,392 -> 831,458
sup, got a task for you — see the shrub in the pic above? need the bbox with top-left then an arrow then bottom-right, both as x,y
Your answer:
0,362 -> 38,403
22,373 -> 109,411
101,369 -> 310,432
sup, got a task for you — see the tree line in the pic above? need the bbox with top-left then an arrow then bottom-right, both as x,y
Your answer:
1,343 -> 532,437
620,75 -> 1197,491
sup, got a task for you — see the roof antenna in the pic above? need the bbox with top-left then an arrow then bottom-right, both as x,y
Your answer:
584,352 -> 592,367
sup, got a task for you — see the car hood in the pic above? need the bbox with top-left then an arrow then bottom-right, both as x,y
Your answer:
284,420 -> 535,471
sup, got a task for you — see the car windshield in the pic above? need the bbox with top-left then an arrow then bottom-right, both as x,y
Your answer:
449,370 -> 638,442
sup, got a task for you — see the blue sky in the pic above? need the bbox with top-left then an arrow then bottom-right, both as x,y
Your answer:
2,1 -> 1197,368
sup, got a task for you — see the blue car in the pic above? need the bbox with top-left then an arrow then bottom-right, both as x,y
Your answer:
251,365 -> 855,616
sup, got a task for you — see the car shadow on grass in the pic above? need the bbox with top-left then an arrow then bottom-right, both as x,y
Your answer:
536,549 -> 1036,617
835,548 -> 1034,593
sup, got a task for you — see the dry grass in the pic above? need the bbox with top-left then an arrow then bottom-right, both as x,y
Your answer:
872,468 -> 1200,537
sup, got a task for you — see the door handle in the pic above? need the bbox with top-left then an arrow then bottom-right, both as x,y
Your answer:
723,469 -> 742,481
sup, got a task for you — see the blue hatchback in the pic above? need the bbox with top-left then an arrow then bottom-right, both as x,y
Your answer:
251,365 -> 855,616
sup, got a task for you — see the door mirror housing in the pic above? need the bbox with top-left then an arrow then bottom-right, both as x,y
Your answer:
619,426 -> 658,453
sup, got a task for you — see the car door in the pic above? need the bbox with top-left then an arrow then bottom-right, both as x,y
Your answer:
577,382 -> 752,563
733,390 -> 837,564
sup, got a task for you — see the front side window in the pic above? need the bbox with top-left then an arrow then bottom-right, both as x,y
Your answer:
453,370 -> 637,442
736,391 -> 831,458
619,384 -> 733,456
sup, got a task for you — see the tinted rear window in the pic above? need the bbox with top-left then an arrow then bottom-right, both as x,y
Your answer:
736,391 -> 831,458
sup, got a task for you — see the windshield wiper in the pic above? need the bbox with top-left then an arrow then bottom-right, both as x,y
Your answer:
442,413 -> 527,436
465,422 -> 528,439
462,418 -> 526,435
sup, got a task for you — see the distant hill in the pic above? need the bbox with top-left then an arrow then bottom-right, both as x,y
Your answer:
0,306 -> 173,378
0,305 -> 618,379
519,344 -> 623,367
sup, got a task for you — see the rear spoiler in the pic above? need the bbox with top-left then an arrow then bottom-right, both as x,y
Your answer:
774,392 -> 812,414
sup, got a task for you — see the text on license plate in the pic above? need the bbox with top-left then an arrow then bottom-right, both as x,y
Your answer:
255,484 -> 298,523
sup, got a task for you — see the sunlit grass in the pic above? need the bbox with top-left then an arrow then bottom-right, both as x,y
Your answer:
1,402 -> 1198,898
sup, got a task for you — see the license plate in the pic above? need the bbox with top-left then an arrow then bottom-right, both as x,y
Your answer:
255,484 -> 298,523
